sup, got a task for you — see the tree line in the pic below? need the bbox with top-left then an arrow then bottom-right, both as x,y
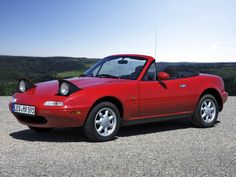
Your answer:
0,55 -> 235,96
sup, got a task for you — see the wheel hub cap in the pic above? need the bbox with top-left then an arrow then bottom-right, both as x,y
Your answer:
205,107 -> 211,115
101,116 -> 109,127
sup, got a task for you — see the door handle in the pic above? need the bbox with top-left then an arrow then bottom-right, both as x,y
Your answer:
179,84 -> 186,88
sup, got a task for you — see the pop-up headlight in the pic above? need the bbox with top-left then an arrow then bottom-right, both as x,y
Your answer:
18,78 -> 36,93
58,80 -> 81,96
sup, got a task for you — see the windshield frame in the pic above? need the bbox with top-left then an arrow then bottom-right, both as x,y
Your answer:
83,56 -> 148,80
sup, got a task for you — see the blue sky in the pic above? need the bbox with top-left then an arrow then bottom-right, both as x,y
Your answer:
0,0 -> 236,62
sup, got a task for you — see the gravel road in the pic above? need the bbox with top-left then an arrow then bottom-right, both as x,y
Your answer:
0,96 -> 235,177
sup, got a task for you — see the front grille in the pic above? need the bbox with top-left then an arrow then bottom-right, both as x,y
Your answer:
16,114 -> 47,124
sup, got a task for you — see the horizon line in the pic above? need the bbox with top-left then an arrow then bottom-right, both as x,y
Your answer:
0,54 -> 236,63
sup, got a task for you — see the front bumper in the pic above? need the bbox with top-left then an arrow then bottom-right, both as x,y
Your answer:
9,103 -> 89,128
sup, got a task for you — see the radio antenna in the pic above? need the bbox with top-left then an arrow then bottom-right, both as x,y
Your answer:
154,29 -> 157,60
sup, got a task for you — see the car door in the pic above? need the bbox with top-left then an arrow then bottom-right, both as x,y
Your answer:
138,62 -> 196,118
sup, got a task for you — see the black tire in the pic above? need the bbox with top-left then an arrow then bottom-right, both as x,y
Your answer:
28,126 -> 53,132
83,102 -> 121,142
192,94 -> 219,127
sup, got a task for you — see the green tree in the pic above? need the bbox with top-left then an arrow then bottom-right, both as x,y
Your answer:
233,78 -> 236,94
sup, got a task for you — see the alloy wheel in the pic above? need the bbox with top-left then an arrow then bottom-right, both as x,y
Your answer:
94,107 -> 117,137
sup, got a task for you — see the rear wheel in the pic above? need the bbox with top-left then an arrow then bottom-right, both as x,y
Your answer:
192,94 -> 219,127
83,102 -> 121,142
28,126 -> 53,132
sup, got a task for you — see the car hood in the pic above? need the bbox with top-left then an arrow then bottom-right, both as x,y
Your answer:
67,77 -> 126,89
14,77 -> 130,106
31,77 -> 128,96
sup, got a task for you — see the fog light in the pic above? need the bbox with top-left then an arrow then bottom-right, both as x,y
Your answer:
44,101 -> 64,106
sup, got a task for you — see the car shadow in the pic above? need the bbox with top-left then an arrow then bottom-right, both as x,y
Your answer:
10,127 -> 88,143
119,119 -> 220,137
118,118 -> 193,137
9,119 -> 220,142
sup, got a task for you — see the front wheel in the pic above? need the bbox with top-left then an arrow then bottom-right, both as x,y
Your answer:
192,94 -> 219,127
83,102 -> 121,142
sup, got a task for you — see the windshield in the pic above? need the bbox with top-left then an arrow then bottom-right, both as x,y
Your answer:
83,56 -> 147,80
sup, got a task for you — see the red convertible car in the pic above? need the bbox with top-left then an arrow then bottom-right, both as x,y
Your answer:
9,54 -> 228,141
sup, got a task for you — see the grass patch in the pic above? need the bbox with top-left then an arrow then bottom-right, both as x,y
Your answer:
56,70 -> 84,79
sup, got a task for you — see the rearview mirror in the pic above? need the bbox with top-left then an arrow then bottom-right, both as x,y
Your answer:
118,59 -> 128,64
158,72 -> 170,80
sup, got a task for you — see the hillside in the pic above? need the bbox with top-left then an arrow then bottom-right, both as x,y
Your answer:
0,55 -> 236,96
0,55 -> 98,95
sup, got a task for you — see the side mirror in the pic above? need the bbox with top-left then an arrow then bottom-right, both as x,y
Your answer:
158,72 -> 170,80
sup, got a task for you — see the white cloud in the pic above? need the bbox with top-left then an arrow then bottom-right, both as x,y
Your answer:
210,42 -> 236,51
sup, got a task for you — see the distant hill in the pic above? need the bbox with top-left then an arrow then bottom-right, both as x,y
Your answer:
0,55 -> 235,96
0,55 -> 98,95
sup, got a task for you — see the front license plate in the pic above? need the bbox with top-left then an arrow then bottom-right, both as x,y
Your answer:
12,104 -> 35,116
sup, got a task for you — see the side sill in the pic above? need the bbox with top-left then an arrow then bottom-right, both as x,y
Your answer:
122,113 -> 193,126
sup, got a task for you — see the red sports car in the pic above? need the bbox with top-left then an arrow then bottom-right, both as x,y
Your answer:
9,54 -> 228,141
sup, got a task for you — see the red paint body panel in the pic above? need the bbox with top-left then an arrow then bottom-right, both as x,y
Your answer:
9,54 -> 228,128
13,108 -> 89,128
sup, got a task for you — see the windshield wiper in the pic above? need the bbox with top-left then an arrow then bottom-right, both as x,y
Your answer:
79,74 -> 87,77
96,74 -> 119,79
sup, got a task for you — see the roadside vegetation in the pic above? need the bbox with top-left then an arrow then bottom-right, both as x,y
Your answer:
0,55 -> 235,96
0,55 -> 98,95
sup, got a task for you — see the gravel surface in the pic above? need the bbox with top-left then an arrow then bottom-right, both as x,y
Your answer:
0,96 -> 235,177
